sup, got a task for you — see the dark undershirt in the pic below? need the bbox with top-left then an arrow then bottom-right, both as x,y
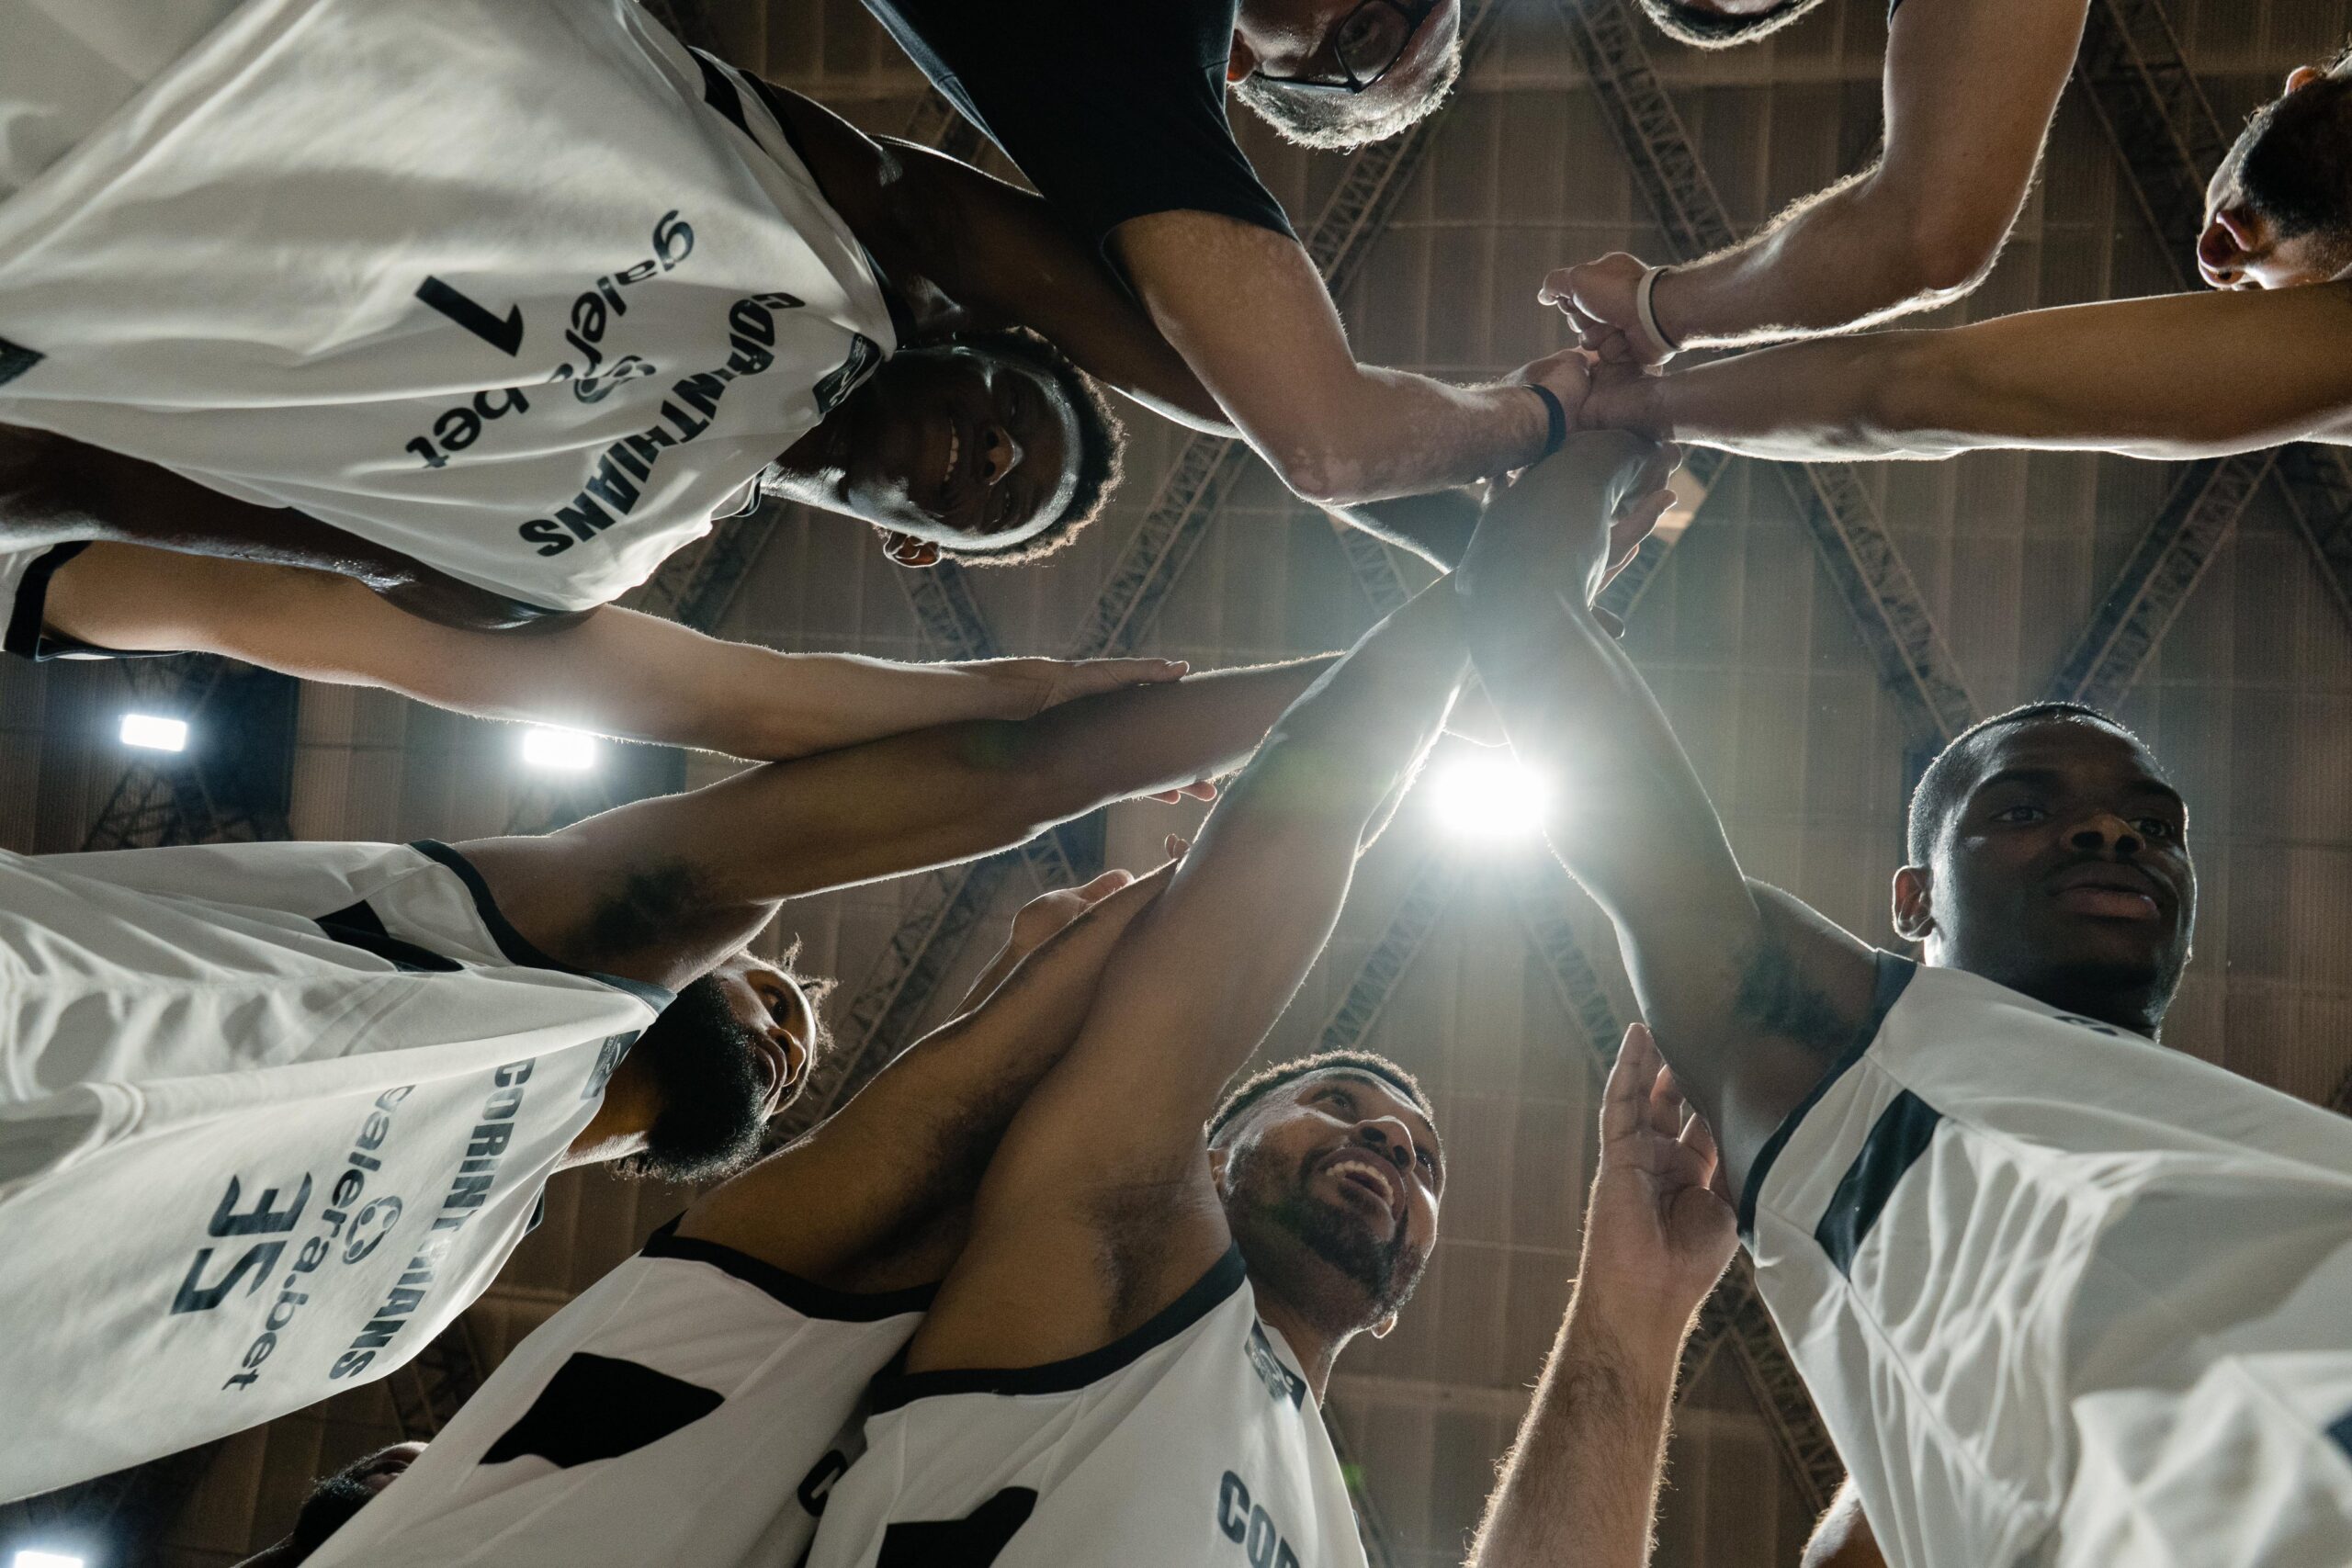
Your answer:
855,0 -> 1295,261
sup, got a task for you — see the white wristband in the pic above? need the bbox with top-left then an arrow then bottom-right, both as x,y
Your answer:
1634,265 -> 1679,358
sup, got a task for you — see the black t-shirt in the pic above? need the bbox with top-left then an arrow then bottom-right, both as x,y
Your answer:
859,0 -> 1297,255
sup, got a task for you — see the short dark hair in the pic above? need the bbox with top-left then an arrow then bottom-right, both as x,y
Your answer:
1904,702 -> 2143,866
2237,45 -> 2352,254
1207,1051 -> 1436,1145
1635,0 -> 1823,48
934,328 -> 1126,569
1231,37 -> 1463,151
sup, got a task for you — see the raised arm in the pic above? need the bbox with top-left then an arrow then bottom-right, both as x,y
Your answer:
455,652 -> 1337,989
1468,1025 -> 1737,1568
907,580 -> 1468,1372
1585,283 -> 2352,462
1453,434 -> 1879,1191
1114,212 -> 1576,503
765,87 -> 1573,504
1546,0 -> 2085,356
36,542 -> 1182,761
0,426 -> 573,630
676,865 -> 1170,1295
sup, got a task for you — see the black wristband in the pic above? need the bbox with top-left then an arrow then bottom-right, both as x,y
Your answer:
1527,383 -> 1568,459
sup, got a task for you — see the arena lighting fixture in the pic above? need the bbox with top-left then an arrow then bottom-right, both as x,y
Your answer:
520,725 -> 599,773
14,1551 -> 89,1568
118,712 -> 189,752
1429,754 -> 1549,839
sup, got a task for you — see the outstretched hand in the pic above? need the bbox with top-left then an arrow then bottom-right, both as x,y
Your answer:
959,856 -> 1181,1011
989,656 -> 1192,715
1577,1022 -> 1738,1323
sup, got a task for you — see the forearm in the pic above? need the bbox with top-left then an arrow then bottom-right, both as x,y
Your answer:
1467,1282 -> 1689,1568
1277,370 -> 1550,505
1653,175 -> 1965,352
1602,285 -> 2352,462
1116,213 -> 1554,503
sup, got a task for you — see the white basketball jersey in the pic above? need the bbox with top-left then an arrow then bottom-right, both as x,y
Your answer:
310,1222 -> 933,1567
1742,955 -> 2352,1568
0,0 -> 895,611
809,1249 -> 1369,1568
0,839 -> 663,1501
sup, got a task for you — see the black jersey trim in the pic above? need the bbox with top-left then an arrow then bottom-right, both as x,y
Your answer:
1813,1089 -> 1943,1276
315,899 -> 464,974
406,840 -> 674,1014
869,1246 -> 1250,1413
643,1217 -> 940,1322
2,541 -> 156,662
692,48 -> 753,140
1737,951 -> 1917,1244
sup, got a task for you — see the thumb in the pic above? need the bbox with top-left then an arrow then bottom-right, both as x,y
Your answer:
1537,265 -> 1581,308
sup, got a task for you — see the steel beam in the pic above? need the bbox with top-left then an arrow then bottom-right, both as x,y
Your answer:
1317,854 -> 1466,1052
1552,0 -> 1976,745
2048,454 -> 2273,706
81,657 -> 298,851
2061,0 -> 2352,696
386,1321 -> 490,1439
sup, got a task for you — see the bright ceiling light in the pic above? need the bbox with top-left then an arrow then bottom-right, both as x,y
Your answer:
15,1551 -> 89,1568
119,712 -> 188,752
520,726 -> 598,773
1430,755 -> 1549,840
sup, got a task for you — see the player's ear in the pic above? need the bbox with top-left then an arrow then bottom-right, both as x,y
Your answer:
2287,63 -> 2327,94
1370,1313 -> 1398,1339
880,531 -> 943,569
1208,1143 -> 1233,1193
1892,864 -> 1935,946
1226,33 -> 1261,84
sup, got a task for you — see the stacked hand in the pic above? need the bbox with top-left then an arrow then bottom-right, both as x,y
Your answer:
1539,253 -> 1677,367
1577,1022 -> 1738,1324
960,852 -> 1182,1009
978,656 -> 1221,806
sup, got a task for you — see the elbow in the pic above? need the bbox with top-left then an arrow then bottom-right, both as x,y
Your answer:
1896,206 -> 2008,300
1261,437 -> 1369,509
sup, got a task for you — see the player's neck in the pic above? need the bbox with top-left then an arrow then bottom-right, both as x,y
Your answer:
561,1066 -> 658,1168
1252,1292 -> 1346,1404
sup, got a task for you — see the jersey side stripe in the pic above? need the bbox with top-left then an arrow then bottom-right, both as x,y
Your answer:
876,1487 -> 1039,1568
480,1351 -> 724,1469
1813,1089 -> 1944,1277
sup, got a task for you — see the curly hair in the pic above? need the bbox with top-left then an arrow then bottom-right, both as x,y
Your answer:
933,328 -> 1127,569
2233,44 -> 2352,257
1206,1050 -> 1437,1145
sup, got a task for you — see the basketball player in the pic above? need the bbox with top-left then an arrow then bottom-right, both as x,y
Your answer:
0,0 -> 1466,631
232,1443 -> 426,1568
802,458 -> 1687,1567
0,648 -> 1334,1502
302,863 -> 1172,1567
1455,430 -> 2352,1567
1570,54 -> 2352,463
